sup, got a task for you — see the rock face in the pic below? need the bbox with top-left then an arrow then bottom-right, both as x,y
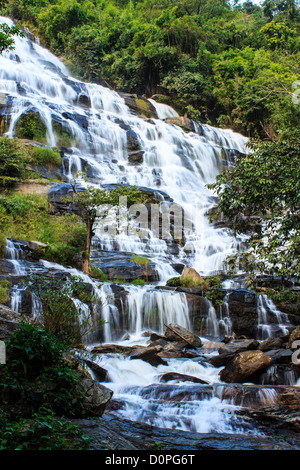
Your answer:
165,116 -> 195,133
0,304 -> 30,340
80,376 -> 113,417
220,350 -> 273,383
226,289 -> 258,338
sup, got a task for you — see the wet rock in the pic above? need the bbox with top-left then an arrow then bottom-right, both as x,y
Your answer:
164,323 -> 202,348
220,350 -> 273,383
218,338 -> 259,355
129,345 -> 168,366
165,116 -> 195,133
73,413 -> 300,450
158,341 -> 187,358
91,344 -> 137,354
226,289 -> 257,338
128,150 -> 144,165
83,358 -> 108,382
200,341 -> 225,352
119,93 -> 158,119
208,352 -> 236,368
265,348 -> 293,365
0,304 -> 24,340
258,336 -> 285,351
160,372 -> 209,384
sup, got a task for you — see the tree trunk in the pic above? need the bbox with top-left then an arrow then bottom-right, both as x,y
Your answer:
82,217 -> 92,274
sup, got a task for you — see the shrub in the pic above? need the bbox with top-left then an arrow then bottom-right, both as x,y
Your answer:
0,279 -> 11,304
0,322 -> 88,418
0,137 -> 26,187
0,406 -> 90,450
29,146 -> 62,167
131,278 -> 145,286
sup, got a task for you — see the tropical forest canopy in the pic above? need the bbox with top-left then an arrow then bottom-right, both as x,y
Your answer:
1,0 -> 300,139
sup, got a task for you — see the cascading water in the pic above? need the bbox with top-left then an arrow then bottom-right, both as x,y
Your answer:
1,18 -> 293,439
0,16 -> 248,280
257,294 -> 291,339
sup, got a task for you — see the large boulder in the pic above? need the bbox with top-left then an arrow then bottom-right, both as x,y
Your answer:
79,376 -> 113,417
164,323 -> 202,348
220,350 -> 273,383
129,345 -> 168,366
180,267 -> 203,285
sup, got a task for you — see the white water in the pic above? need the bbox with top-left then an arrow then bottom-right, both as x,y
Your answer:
257,294 -> 291,339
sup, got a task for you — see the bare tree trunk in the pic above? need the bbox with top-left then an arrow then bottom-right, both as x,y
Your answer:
82,217 -> 92,274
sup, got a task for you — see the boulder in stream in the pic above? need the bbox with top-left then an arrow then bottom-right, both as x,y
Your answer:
220,350 -> 273,383
164,323 -> 202,348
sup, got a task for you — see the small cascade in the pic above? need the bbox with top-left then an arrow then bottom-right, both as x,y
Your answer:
9,285 -> 23,312
257,294 -> 291,339
99,283 -> 120,343
205,295 -> 232,338
4,239 -> 26,275
125,286 -> 190,338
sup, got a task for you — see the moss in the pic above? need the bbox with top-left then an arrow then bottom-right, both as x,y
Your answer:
14,111 -> 48,143
53,122 -> 77,147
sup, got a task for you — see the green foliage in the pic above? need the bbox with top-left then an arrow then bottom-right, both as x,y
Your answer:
0,279 -> 11,304
0,322 -> 90,441
27,274 -> 95,347
14,111 -> 48,143
89,264 -> 108,281
0,137 -> 27,187
0,192 -> 86,268
29,146 -> 61,167
0,406 -> 90,450
262,287 -> 300,306
166,276 -> 181,287
131,278 -> 145,286
0,22 -> 24,54
131,254 -> 149,281
208,127 -> 300,280
2,0 -> 299,137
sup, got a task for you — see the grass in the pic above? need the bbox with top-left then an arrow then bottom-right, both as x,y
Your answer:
0,192 -> 86,268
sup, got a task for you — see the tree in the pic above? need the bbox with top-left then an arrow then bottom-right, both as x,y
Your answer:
0,23 -> 24,54
68,178 -> 147,274
207,127 -> 300,281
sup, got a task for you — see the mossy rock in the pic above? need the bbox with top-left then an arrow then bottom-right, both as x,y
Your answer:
121,93 -> 158,119
52,121 -> 77,148
14,111 -> 48,143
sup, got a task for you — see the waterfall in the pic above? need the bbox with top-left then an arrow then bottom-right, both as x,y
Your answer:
125,285 -> 190,338
0,15 -> 249,279
4,239 -> 26,275
257,294 -> 291,339
205,295 -> 232,338
2,18 -> 290,439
